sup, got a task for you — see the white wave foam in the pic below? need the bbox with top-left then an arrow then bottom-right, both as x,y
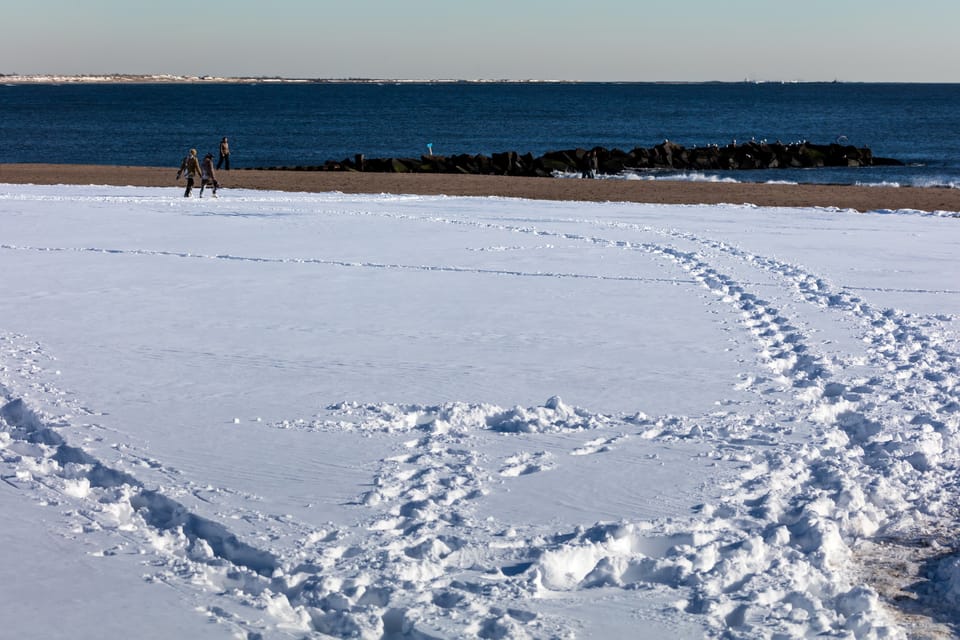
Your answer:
857,181 -> 903,188
621,171 -> 742,183
858,177 -> 960,190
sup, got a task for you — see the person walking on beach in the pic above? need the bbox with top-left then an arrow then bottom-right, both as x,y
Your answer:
199,152 -> 220,198
580,149 -> 598,179
217,137 -> 230,170
176,148 -> 203,197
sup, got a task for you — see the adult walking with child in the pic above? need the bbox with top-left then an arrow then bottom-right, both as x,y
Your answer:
176,148 -> 203,197
200,152 -> 220,198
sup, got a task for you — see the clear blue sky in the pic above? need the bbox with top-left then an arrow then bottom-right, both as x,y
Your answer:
3,0 -> 957,81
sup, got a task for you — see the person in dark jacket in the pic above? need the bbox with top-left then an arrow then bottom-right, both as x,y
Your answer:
176,149 -> 203,197
580,149 -> 598,179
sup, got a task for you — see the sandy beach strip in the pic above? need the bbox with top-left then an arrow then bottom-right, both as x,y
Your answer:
2,163 -> 960,213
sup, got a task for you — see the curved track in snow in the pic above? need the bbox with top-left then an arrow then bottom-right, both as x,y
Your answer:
1,187 -> 958,638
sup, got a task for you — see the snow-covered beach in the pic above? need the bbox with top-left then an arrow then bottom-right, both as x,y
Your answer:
1,183 -> 959,638
6,164 -> 960,213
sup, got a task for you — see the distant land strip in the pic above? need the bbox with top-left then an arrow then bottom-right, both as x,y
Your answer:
0,74 -> 908,85
0,74 -> 656,84
0,74 -> 464,84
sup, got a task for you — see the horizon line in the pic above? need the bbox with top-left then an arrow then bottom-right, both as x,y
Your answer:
2,73 -> 958,85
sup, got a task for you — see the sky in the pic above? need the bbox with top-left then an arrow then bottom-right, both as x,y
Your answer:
2,0 -> 958,82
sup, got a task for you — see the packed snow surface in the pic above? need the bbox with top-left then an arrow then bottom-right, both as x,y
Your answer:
1,184 -> 959,639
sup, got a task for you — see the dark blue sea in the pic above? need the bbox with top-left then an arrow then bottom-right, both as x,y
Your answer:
2,81 -> 960,187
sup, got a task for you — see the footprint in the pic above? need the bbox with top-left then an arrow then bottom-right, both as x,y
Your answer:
499,451 -> 552,477
571,434 -> 626,456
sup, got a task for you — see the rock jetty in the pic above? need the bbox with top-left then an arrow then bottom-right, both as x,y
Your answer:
245,140 -> 902,177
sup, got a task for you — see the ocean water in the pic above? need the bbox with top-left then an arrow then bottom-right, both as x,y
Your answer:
2,81 -> 960,187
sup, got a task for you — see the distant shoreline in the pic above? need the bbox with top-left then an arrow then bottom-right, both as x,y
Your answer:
2,74 -> 957,85
3,163 -> 960,214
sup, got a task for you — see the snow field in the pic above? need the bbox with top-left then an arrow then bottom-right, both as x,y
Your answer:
1,185 -> 959,638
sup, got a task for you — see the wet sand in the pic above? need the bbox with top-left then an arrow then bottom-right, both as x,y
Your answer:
3,163 -> 960,213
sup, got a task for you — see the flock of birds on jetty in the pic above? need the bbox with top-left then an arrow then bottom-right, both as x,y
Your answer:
246,140 -> 903,178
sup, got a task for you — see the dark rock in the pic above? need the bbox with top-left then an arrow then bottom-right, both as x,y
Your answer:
872,156 -> 904,166
249,140 -> 898,177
